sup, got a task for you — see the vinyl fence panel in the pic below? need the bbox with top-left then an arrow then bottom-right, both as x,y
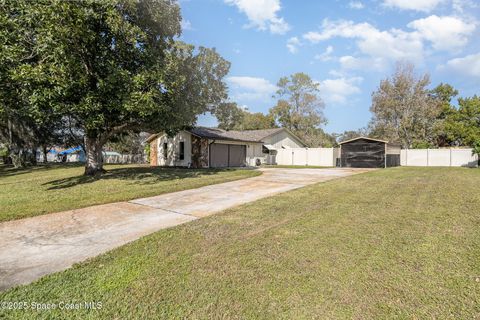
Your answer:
427,149 -> 451,166
451,149 -> 478,167
400,149 -> 478,167
275,148 -> 337,167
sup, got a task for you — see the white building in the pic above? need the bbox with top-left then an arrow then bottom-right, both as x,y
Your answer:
146,127 -> 306,168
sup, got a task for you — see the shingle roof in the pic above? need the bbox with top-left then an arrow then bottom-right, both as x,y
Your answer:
189,127 -> 284,143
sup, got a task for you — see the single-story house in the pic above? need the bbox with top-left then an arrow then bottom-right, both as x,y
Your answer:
146,127 -> 306,168
339,136 -> 401,168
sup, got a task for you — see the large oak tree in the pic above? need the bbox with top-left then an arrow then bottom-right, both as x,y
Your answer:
1,0 -> 230,174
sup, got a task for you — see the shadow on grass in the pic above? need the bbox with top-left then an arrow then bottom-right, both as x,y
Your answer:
0,163 -> 84,178
44,166 -> 240,190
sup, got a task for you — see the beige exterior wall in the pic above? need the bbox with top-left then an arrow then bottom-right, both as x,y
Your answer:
263,130 -> 304,148
156,131 -> 192,167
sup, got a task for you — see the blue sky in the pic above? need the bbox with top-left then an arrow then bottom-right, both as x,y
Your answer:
179,0 -> 480,133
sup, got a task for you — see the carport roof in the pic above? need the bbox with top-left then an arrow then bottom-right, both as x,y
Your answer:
339,136 -> 389,145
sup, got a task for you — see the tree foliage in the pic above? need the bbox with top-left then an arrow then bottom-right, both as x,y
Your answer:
0,0 -> 230,174
0,0 -> 64,166
443,96 -> 480,147
214,102 -> 275,131
370,62 -> 442,148
269,73 -> 327,147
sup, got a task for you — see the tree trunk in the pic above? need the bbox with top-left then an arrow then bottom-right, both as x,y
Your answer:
42,146 -> 48,163
84,136 -> 105,176
10,147 -> 27,168
30,147 -> 37,166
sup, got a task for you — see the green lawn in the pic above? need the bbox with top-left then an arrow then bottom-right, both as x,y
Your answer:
1,167 -> 480,319
0,164 -> 260,222
262,164 -> 332,169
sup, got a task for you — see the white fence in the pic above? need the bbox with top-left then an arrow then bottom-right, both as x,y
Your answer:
273,147 -> 478,168
274,148 -> 339,167
104,154 -> 147,164
401,149 -> 478,167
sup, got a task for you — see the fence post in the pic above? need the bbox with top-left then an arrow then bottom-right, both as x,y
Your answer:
450,148 -> 452,167
426,149 -> 429,167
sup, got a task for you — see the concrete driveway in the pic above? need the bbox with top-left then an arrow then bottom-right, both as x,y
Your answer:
0,167 -> 370,291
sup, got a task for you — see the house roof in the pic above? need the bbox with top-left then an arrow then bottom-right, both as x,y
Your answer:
146,127 -> 307,145
188,127 -> 285,143
339,136 -> 389,145
145,133 -> 160,143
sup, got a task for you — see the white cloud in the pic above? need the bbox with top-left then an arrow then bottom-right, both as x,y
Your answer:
314,46 -> 334,61
224,0 -> 290,34
349,1 -> 365,9
452,0 -> 478,13
339,55 -> 388,71
408,15 -> 476,51
318,76 -> 363,104
382,0 -> 444,12
443,52 -> 480,77
303,19 -> 425,62
302,16 -> 476,65
328,70 -> 345,77
227,76 -> 277,101
181,19 -> 193,31
287,37 -> 301,54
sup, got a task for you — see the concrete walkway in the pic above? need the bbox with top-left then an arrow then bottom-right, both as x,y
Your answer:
0,168 -> 369,291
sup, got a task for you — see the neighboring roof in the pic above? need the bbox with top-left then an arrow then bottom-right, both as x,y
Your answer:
263,144 -> 276,150
188,127 -> 285,143
339,136 -> 389,145
58,146 -> 83,155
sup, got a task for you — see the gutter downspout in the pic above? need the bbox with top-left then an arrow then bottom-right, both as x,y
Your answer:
208,139 -> 216,168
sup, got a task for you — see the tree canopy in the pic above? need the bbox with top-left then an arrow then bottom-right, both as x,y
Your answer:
443,96 -> 480,147
269,73 -> 328,147
369,63 -> 442,148
214,102 -> 276,131
0,0 -> 230,174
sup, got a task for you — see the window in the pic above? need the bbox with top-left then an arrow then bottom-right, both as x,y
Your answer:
179,141 -> 185,160
163,142 -> 168,159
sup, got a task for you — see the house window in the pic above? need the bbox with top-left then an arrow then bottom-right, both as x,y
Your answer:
163,142 -> 168,159
179,141 -> 185,160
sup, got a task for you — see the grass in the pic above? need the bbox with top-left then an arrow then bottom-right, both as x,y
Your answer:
1,167 -> 480,319
0,163 -> 260,222
262,165 -> 332,169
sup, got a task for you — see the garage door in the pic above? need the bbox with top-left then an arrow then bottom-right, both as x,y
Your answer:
209,144 -> 246,167
228,145 -> 246,167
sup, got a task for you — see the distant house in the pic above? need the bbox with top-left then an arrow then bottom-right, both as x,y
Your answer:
146,127 -> 306,168
57,147 -> 123,163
